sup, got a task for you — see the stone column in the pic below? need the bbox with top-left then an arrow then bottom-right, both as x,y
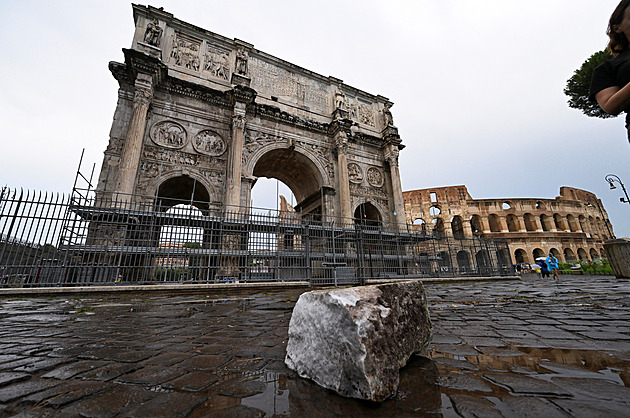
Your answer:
499,217 -> 509,233
335,133 -> 352,222
225,102 -> 246,212
462,221 -> 473,237
116,73 -> 154,202
385,145 -> 408,228
534,217 -> 544,232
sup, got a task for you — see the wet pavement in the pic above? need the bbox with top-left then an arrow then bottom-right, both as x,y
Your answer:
0,274 -> 628,417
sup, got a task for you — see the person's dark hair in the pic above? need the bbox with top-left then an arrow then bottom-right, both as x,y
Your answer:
608,0 -> 630,55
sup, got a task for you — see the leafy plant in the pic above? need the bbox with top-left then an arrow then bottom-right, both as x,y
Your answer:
565,49 -> 616,118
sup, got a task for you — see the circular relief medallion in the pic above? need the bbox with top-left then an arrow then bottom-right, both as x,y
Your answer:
193,130 -> 226,156
150,121 -> 187,149
348,162 -> 363,184
366,167 -> 384,188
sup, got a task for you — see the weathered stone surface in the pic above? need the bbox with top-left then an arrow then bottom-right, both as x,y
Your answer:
285,281 -> 432,401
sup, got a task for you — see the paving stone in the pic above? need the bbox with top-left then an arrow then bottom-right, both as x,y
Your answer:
483,373 -> 573,397
458,336 -> 507,347
142,352 -> 191,367
162,371 -> 219,392
538,362 -> 611,378
495,329 -> 540,339
0,372 -> 30,387
41,361 -> 108,380
60,384 -> 157,417
0,379 -> 60,403
125,391 -> 206,418
438,374 -> 492,392
578,330 -> 630,340
178,355 -> 231,370
433,357 -> 479,371
476,346 -> 523,357
551,377 -> 630,401
13,357 -> 71,374
79,362 -> 141,382
430,344 -> 478,356
430,333 -> 463,344
448,394 -> 503,418
551,399 -> 630,417
499,395 -> 567,418
116,365 -> 185,385
19,380 -> 111,408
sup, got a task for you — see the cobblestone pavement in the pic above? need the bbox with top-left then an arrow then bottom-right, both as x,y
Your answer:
0,274 -> 628,417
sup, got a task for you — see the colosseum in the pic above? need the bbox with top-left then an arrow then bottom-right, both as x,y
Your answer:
403,185 -> 614,265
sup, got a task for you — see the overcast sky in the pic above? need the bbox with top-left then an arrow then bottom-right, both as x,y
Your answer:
1,0 -> 629,236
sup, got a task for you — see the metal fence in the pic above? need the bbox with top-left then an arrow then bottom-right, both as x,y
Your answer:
0,187 -> 514,287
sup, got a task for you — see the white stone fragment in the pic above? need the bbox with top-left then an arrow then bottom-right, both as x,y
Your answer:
285,281 -> 432,401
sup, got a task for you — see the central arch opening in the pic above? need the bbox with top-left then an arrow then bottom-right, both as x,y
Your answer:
252,148 -> 324,219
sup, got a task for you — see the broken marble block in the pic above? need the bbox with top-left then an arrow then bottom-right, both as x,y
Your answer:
285,281 -> 432,402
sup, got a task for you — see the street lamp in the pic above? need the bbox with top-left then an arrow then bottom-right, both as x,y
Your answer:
605,174 -> 630,204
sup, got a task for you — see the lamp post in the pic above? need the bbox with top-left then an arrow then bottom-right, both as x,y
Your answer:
605,174 -> 630,205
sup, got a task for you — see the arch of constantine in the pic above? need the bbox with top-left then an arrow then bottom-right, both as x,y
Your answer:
96,4 -> 406,227
403,185 -> 614,264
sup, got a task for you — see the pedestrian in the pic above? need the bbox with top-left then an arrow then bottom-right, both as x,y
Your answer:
590,0 -> 630,140
546,252 -> 560,280
540,259 -> 550,279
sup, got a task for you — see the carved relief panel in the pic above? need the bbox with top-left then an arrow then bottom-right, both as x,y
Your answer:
193,130 -> 226,156
348,162 -> 363,184
169,33 -> 201,71
367,167 -> 384,188
150,121 -> 187,149
204,46 -> 230,81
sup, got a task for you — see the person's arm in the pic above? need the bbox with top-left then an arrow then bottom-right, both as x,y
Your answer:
595,83 -> 630,115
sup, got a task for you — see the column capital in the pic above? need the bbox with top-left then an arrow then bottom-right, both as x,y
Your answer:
384,145 -> 400,167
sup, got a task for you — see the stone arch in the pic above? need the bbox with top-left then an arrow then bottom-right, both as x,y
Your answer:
540,214 -> 552,232
524,213 -> 537,232
156,173 -> 214,211
488,214 -> 501,232
578,215 -> 588,234
578,248 -> 588,260
533,248 -> 545,260
248,146 -> 327,205
589,248 -> 599,260
514,248 -> 528,264
451,215 -> 465,238
432,218 -> 445,235
567,214 -> 579,232
553,213 -> 565,231
354,201 -> 382,226
470,215 -> 482,235
496,249 -> 510,267
506,214 -> 521,232
457,251 -> 471,272
413,218 -> 426,233
476,249 -> 491,272
564,248 -> 576,262
549,247 -> 562,261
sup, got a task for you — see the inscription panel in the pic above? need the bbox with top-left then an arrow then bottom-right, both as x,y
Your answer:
249,57 -> 328,112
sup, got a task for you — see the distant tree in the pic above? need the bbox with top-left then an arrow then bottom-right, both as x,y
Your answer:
564,49 -> 616,119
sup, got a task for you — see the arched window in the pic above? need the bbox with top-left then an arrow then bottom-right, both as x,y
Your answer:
578,248 -> 588,261
457,251 -> 471,273
506,214 -> 520,232
589,248 -> 599,260
514,249 -> 527,264
470,215 -> 483,235
564,248 -> 576,262
524,213 -> 537,232
451,216 -> 464,239
488,214 -> 501,232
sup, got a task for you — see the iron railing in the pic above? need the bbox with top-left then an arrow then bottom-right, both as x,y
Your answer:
0,187 -> 514,287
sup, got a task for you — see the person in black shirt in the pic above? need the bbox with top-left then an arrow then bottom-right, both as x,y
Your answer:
590,0 -> 630,139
